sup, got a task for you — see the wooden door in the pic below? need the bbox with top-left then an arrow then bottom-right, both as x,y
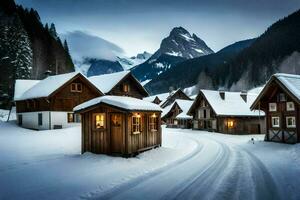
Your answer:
110,113 -> 123,153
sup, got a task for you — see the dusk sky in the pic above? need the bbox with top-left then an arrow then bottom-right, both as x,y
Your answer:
16,0 -> 300,56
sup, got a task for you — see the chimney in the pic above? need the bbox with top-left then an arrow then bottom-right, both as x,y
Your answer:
219,89 -> 225,100
240,90 -> 247,102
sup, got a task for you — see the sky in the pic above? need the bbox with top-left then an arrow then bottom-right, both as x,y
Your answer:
16,0 -> 300,57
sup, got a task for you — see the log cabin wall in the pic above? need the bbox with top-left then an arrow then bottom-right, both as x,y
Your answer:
81,105 -> 161,156
259,84 -> 298,143
108,75 -> 147,99
16,76 -> 102,113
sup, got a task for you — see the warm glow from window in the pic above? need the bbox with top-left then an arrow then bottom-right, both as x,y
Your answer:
95,113 -> 105,129
123,84 -> 130,92
227,120 -> 234,128
149,113 -> 158,131
132,113 -> 141,134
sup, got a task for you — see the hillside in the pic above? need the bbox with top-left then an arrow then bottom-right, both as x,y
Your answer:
0,0 -> 74,108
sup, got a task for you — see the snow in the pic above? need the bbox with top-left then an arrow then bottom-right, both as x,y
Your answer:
165,51 -> 182,57
88,71 -> 130,94
175,99 -> 194,119
200,89 -> 265,117
141,79 -> 151,86
248,85 -> 264,94
161,102 -> 175,118
180,33 -> 195,42
0,123 -> 197,200
183,84 -> 198,96
143,92 -> 170,104
273,73 -> 300,101
14,79 -> 40,101
193,48 -> 204,53
74,95 -> 162,112
14,72 -> 81,101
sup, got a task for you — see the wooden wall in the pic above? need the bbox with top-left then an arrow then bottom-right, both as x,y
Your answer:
108,75 -> 147,99
81,104 -> 161,156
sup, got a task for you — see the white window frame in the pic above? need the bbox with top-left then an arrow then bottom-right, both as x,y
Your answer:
132,115 -> 141,134
269,103 -> 277,112
149,114 -> 158,132
286,116 -> 296,128
271,116 -> 280,128
286,102 -> 295,111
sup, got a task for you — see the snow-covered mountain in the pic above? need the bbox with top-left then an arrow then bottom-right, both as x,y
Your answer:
118,51 -> 152,70
151,26 -> 214,60
132,27 -> 214,82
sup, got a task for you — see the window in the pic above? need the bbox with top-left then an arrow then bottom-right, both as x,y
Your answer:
286,116 -> 296,128
94,113 -> 105,129
271,117 -> 280,128
227,120 -> 234,128
38,113 -> 43,126
174,120 -> 178,125
132,113 -> 141,134
269,103 -> 277,112
287,102 -> 295,111
279,93 -> 286,102
68,113 -> 74,123
123,84 -> 130,92
149,113 -> 158,131
71,83 -> 82,92
18,114 -> 22,126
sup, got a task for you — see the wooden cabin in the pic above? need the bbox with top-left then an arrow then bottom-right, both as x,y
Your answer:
162,99 -> 193,129
74,96 -> 162,157
144,89 -> 191,108
14,72 -> 103,130
188,89 -> 266,134
251,73 -> 300,143
89,71 -> 149,99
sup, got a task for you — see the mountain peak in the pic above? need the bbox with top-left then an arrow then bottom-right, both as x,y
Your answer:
152,26 -> 214,60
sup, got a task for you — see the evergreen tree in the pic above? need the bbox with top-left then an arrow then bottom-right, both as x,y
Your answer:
44,23 -> 49,31
49,23 -> 58,39
63,39 -> 69,53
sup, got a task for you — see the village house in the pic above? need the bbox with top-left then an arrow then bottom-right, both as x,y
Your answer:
251,73 -> 300,143
14,72 -> 103,130
144,88 -> 191,108
74,95 -> 162,156
188,89 -> 266,134
162,99 -> 194,129
88,71 -> 149,99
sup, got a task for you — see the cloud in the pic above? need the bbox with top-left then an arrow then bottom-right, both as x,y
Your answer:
62,31 -> 124,62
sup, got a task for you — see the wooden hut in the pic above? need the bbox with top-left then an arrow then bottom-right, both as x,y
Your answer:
74,95 -> 162,157
251,73 -> 300,143
188,89 -> 266,134
14,72 -> 103,130
162,99 -> 193,129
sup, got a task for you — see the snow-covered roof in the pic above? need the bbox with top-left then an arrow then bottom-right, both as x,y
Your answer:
88,71 -> 130,94
143,92 -> 169,104
274,73 -> 300,101
161,102 -> 175,118
175,99 -> 194,119
200,90 -> 264,117
74,95 -> 162,112
14,72 -> 82,101
14,80 -> 40,101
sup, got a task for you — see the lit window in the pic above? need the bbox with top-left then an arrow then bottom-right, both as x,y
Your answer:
149,113 -> 158,131
71,83 -> 82,92
227,120 -> 234,128
286,102 -> 295,111
279,93 -> 286,102
269,103 -> 277,112
94,113 -> 105,129
123,84 -> 130,92
271,117 -> 280,128
132,113 -> 141,134
68,113 -> 74,123
174,120 -> 178,125
286,116 -> 296,128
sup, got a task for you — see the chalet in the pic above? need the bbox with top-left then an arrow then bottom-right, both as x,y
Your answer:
14,72 -> 103,130
251,73 -> 300,143
144,89 -> 191,108
188,89 -> 266,134
88,71 -> 149,99
74,95 -> 162,157
162,99 -> 194,129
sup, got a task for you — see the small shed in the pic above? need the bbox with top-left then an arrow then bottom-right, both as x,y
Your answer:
74,96 -> 162,157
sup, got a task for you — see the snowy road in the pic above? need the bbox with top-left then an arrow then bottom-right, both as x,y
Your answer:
96,129 -> 281,200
